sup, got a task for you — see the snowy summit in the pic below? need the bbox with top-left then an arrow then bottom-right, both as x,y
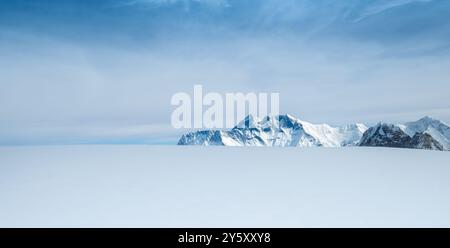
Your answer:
178,115 -> 450,151
178,114 -> 367,147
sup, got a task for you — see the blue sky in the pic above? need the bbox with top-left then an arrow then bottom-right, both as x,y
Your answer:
1,0 -> 450,144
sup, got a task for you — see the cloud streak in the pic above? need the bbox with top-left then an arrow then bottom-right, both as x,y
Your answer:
354,0 -> 434,22
1,0 -> 450,144
121,0 -> 230,9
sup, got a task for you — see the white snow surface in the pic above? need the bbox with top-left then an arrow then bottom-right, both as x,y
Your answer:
299,121 -> 368,147
1,145 -> 450,227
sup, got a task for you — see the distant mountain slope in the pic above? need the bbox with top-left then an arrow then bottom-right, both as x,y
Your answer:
358,123 -> 412,148
359,117 -> 449,151
178,114 -> 367,147
410,132 -> 444,150
402,116 -> 450,150
358,122 -> 444,151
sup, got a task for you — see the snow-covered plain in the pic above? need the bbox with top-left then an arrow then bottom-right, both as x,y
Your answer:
1,145 -> 450,227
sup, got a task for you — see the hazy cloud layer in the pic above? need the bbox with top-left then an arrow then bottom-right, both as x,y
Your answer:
0,0 -> 449,144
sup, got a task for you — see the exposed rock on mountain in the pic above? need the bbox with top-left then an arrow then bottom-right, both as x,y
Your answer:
359,120 -> 446,151
401,116 -> 450,150
410,132 -> 444,151
358,123 -> 412,148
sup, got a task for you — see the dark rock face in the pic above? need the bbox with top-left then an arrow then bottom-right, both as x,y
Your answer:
410,133 -> 444,151
359,123 -> 411,148
359,123 -> 444,151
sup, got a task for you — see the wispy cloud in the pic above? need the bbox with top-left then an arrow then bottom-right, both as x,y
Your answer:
355,0 -> 433,22
121,0 -> 230,9
1,0 -> 450,144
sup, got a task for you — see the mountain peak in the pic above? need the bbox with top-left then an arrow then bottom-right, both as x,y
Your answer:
403,116 -> 450,150
359,123 -> 413,148
235,115 -> 260,129
277,114 -> 299,129
177,114 -> 449,151
418,116 -> 437,123
359,118 -> 449,151
179,114 -> 367,147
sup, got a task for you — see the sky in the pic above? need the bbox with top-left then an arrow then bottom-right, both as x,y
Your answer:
1,0 -> 450,145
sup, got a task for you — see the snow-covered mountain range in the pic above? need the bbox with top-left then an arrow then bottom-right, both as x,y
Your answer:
178,115 -> 450,151
178,114 -> 367,147
360,116 -> 450,151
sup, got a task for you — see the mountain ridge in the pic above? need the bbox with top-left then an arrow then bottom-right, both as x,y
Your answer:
178,114 -> 367,147
178,114 -> 450,151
